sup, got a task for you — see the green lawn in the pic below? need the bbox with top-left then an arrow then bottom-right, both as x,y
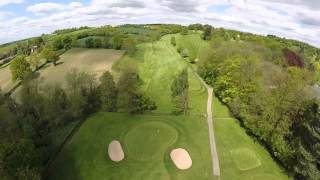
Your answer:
48,113 -> 213,180
212,96 -> 290,180
175,32 -> 210,61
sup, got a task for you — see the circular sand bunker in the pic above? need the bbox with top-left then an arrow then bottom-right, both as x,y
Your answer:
108,140 -> 124,162
170,148 -> 192,170
125,121 -> 177,161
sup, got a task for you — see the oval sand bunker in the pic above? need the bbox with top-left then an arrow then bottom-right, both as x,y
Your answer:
170,148 -> 192,170
108,140 -> 124,162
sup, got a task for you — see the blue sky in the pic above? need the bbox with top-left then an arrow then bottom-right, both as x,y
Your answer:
0,0 -> 319,47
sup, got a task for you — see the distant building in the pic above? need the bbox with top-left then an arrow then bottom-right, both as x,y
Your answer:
31,45 -> 38,53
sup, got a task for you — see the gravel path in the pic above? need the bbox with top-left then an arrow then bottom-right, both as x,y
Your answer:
194,72 -> 221,178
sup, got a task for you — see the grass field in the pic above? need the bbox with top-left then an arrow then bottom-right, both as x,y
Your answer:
48,113 -> 213,180
175,32 -> 210,61
212,96 -> 290,180
36,48 -> 124,86
48,35 -> 289,180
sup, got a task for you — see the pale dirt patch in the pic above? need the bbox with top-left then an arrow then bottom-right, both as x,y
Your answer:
170,148 -> 192,170
37,48 -> 124,86
108,140 -> 124,162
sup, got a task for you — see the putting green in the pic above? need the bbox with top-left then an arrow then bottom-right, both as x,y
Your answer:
124,121 -> 178,161
230,148 -> 261,171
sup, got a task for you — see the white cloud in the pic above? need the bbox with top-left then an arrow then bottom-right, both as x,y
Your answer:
0,0 -> 24,6
26,3 -> 68,15
26,2 -> 83,15
0,0 -> 319,47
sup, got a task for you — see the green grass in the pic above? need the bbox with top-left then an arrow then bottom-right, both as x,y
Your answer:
125,121 -> 178,161
48,113 -> 213,180
174,33 -> 210,61
230,148 -> 261,171
212,96 -> 290,180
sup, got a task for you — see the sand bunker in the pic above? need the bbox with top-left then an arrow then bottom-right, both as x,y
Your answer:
108,140 -> 124,162
170,148 -> 192,170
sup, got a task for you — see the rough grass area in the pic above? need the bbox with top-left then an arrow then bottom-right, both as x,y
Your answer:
37,48 -> 124,86
213,96 -> 289,180
48,113 -> 214,180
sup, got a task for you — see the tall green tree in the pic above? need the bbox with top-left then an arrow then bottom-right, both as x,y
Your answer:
99,71 -> 117,112
10,55 -> 32,81
117,68 -> 156,114
41,47 -> 60,66
171,36 -> 176,46
171,69 -> 189,115
292,101 -> 320,180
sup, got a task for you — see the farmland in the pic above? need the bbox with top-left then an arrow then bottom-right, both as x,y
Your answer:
36,48 -> 124,86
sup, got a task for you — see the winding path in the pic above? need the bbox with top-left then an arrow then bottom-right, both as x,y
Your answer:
194,72 -> 221,178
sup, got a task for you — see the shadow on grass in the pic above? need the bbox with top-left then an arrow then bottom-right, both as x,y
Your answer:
46,147 -> 82,180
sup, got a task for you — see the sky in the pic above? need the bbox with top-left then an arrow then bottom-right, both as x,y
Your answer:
0,0 -> 319,47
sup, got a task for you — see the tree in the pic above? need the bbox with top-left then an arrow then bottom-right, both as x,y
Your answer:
171,69 -> 189,115
41,47 -> 60,66
117,68 -> 156,114
111,34 -> 123,49
65,68 -> 99,118
85,38 -> 94,48
10,56 -> 32,81
292,101 -> 320,180
122,38 -> 137,55
29,53 -> 42,70
180,28 -> 188,35
171,36 -> 176,46
93,38 -> 102,48
99,71 -> 117,112
202,24 -> 212,40
71,38 -> 78,47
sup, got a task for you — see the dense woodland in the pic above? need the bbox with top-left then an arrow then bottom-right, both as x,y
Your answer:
0,24 -> 320,179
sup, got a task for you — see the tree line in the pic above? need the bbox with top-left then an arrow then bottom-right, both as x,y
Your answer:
198,40 -> 320,179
